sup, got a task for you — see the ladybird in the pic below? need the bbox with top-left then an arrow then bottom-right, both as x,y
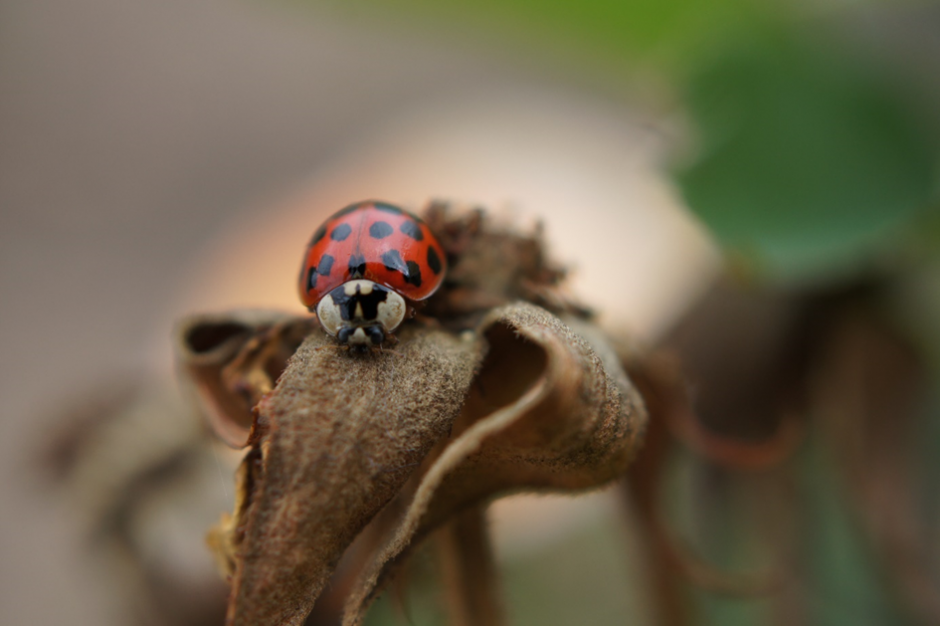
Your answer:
298,200 -> 447,347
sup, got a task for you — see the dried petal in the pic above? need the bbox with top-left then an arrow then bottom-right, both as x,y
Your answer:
224,325 -> 480,626
343,303 -> 646,624
174,310 -> 310,448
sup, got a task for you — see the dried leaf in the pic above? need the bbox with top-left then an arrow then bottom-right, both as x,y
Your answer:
343,303 -> 646,625
223,325 -> 480,625
421,205 -> 589,321
189,301 -> 646,625
174,310 -> 311,448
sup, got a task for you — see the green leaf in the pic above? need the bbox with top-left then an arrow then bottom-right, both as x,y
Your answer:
675,37 -> 938,283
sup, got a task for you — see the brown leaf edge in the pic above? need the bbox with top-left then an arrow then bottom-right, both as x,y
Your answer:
342,302 -> 648,626
173,310 -> 311,448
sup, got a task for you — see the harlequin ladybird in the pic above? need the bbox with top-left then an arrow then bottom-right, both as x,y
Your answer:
298,200 -> 447,347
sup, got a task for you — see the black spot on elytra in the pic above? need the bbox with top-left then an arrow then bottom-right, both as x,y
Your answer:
348,253 -> 366,278
307,267 -> 318,290
369,221 -> 393,239
382,250 -> 422,286
381,249 -> 408,274
427,246 -> 442,275
327,282 -> 389,322
373,202 -> 404,215
330,223 -> 352,241
310,224 -> 327,246
405,261 -> 422,287
399,220 -> 423,241
317,254 -> 334,276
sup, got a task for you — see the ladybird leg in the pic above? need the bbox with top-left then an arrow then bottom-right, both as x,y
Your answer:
372,343 -> 403,357
372,342 -> 405,358
366,326 -> 385,346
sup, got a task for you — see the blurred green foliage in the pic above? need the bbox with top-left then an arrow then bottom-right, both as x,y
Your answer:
675,35 -> 939,283
318,0 -> 772,77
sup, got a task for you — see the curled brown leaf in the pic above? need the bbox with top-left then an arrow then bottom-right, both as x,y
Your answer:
219,325 -> 480,625
174,310 -> 312,448
343,303 -> 646,625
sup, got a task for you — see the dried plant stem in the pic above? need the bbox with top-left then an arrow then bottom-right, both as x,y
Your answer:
623,422 -> 691,626
620,358 -> 691,626
436,506 -> 505,626
815,314 -> 940,625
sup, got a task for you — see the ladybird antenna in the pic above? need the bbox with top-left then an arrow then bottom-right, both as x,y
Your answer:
373,345 -> 406,358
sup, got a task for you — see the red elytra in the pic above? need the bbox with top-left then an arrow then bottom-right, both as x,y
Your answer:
298,201 -> 447,309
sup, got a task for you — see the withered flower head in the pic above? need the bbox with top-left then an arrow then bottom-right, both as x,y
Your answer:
174,204 -> 647,626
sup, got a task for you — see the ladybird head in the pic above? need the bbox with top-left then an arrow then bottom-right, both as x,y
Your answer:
315,280 -> 406,347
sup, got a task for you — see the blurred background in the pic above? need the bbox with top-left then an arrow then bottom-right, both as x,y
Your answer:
2,0 -> 939,624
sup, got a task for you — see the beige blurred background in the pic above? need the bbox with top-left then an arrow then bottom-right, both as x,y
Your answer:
0,1 -> 717,623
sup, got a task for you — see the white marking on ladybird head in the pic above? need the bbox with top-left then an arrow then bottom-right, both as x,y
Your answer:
317,280 -> 407,346
343,279 -> 373,297
347,327 -> 370,346
376,289 -> 406,333
315,293 -> 344,337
